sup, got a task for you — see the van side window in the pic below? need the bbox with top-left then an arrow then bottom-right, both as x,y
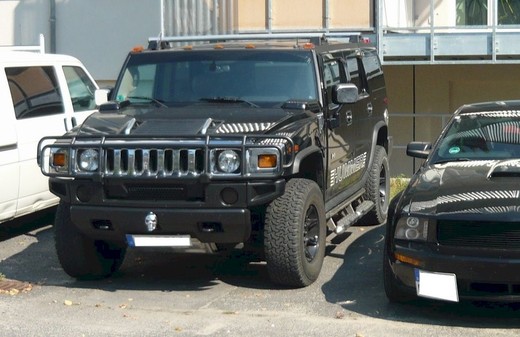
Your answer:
63,66 -> 97,111
6,66 -> 64,119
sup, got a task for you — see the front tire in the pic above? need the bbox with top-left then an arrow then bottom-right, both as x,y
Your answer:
264,179 -> 326,287
54,202 -> 126,280
383,254 -> 415,303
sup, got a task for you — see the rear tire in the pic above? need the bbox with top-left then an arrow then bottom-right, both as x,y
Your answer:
264,179 -> 326,287
54,202 -> 126,280
360,145 -> 390,225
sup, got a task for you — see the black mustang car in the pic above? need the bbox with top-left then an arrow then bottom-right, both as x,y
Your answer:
384,100 -> 520,303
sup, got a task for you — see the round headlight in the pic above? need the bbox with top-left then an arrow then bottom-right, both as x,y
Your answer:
78,149 -> 99,171
218,150 -> 240,173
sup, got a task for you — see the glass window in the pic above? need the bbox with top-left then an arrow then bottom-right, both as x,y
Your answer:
113,50 -> 318,108
6,66 -> 64,119
456,0 -> 487,25
323,59 -> 342,103
63,66 -> 97,112
498,0 -> 520,24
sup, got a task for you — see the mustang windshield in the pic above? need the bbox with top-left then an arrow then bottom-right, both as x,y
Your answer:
114,50 -> 318,108
431,112 -> 520,163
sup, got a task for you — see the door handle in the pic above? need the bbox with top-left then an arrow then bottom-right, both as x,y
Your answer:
345,110 -> 353,126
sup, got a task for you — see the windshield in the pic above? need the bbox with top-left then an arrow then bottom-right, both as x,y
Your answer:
430,112 -> 520,163
113,50 -> 318,108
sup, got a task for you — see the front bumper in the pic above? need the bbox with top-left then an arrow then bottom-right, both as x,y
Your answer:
70,205 -> 251,243
50,177 -> 286,244
389,243 -> 520,302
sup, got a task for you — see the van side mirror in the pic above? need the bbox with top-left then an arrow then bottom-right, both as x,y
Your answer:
332,83 -> 359,104
95,88 -> 111,106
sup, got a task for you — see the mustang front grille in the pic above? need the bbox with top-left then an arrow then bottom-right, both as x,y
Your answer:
437,220 -> 520,249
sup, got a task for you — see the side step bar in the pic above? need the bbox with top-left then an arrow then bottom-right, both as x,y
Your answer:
326,196 -> 375,235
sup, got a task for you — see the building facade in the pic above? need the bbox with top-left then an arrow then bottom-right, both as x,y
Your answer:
2,0 -> 520,175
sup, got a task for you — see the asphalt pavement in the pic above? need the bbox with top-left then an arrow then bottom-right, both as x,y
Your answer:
0,209 -> 519,337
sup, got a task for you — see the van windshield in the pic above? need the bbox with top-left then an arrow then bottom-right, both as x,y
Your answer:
113,50 -> 318,108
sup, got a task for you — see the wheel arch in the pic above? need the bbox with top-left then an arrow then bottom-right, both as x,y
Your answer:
290,146 -> 325,191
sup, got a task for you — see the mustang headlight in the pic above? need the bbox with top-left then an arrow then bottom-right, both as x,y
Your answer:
394,216 -> 429,241
217,149 -> 240,173
77,148 -> 99,172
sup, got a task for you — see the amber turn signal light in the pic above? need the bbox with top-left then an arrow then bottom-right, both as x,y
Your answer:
258,154 -> 277,168
52,153 -> 67,167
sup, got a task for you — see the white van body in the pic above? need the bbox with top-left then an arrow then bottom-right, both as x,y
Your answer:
0,52 -> 98,223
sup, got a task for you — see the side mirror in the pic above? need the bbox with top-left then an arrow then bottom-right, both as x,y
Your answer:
332,83 -> 359,104
406,141 -> 432,159
95,88 -> 111,106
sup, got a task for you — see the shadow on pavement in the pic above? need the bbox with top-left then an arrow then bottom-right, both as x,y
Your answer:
0,207 -> 56,242
322,224 -> 520,329
0,220 -> 274,292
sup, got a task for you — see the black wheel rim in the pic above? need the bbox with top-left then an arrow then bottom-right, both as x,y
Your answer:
379,164 -> 388,207
303,204 -> 320,262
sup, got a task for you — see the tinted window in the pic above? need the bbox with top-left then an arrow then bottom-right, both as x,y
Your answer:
114,50 -> 318,108
63,66 -> 97,112
6,66 -> 64,119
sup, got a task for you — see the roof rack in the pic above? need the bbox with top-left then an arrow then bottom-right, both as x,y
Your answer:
0,34 -> 45,53
148,31 -> 367,50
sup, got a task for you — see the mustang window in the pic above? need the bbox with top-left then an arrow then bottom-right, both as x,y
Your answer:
433,114 -> 520,162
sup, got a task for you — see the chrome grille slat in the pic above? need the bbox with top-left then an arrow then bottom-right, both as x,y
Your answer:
104,147 -> 204,177
157,149 -> 165,175
187,149 -> 196,173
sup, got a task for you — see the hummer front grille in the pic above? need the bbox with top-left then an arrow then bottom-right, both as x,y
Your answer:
105,148 -> 205,177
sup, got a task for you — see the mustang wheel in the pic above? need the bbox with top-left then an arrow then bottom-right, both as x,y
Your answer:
54,202 -> 126,280
264,179 -> 326,287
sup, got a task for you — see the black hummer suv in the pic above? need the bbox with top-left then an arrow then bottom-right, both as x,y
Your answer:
38,34 -> 390,287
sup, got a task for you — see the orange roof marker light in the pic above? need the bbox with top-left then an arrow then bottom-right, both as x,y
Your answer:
183,45 -> 193,51
214,44 -> 225,49
245,43 -> 256,49
132,45 -> 145,53
303,42 -> 315,50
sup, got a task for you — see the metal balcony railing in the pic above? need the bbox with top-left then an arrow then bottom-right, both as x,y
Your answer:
378,0 -> 520,64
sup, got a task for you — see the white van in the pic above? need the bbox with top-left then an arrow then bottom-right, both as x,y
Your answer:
0,51 -> 98,223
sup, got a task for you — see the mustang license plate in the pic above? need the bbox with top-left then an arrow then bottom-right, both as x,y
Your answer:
415,269 -> 459,302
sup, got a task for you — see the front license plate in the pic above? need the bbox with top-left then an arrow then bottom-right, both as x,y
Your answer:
415,269 -> 459,302
126,235 -> 191,247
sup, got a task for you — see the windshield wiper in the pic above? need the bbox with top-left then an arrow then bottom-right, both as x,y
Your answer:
432,157 -> 472,164
199,96 -> 259,108
127,96 -> 168,108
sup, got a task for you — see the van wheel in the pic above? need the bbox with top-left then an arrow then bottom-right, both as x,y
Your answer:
54,202 -> 126,280
264,179 -> 326,287
360,145 -> 390,225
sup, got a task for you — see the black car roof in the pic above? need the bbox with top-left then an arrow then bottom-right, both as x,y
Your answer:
456,100 -> 520,115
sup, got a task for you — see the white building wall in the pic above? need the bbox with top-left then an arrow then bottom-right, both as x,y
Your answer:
0,0 -> 161,82
56,0 -> 161,81
0,0 -> 49,46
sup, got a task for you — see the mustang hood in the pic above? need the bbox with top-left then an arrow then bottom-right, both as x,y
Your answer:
74,105 -> 312,136
405,160 -> 520,219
